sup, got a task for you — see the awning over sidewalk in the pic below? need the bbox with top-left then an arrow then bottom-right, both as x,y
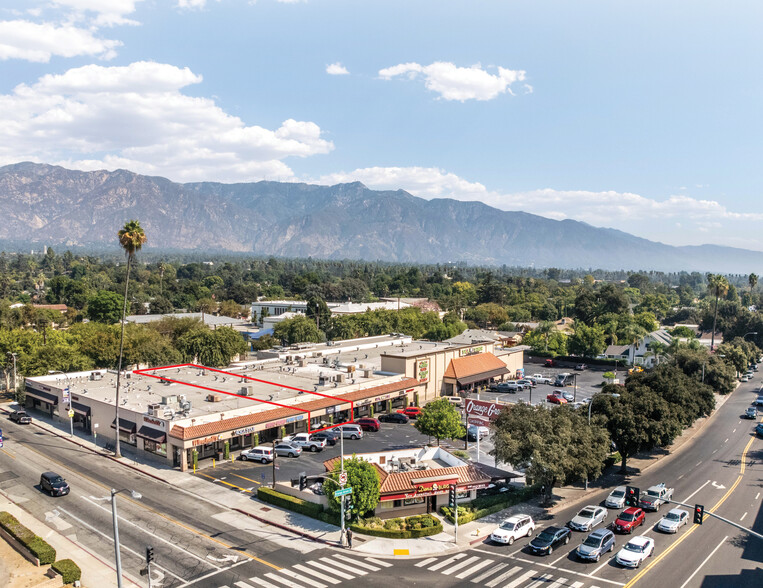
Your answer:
111,418 -> 136,434
25,388 -> 58,405
70,401 -> 91,416
456,367 -> 509,386
136,426 -> 166,443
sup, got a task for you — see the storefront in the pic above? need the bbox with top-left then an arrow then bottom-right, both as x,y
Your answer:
111,417 -> 137,446
24,387 -> 59,417
442,352 -> 510,394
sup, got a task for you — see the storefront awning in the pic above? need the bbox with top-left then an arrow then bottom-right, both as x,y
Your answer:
111,418 -> 136,434
456,366 -> 509,386
25,388 -> 59,405
70,402 -> 91,416
136,426 -> 166,443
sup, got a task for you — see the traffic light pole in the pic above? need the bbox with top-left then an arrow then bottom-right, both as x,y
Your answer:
664,498 -> 763,541
340,431 -> 346,547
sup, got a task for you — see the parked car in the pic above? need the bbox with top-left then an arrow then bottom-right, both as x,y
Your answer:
378,412 -> 409,424
745,370 -> 754,379
575,363 -> 588,371
40,471 -> 70,497
756,422 -> 763,437
613,507 -> 646,534
639,483 -> 674,511
741,375 -> 750,382
744,407 -> 758,419
529,374 -> 553,385
310,430 -> 340,445
240,446 -> 275,463
443,395 -> 463,407
657,508 -> 689,533
576,528 -> 615,562
337,424 -> 363,439
516,378 -> 535,388
568,505 -> 607,531
616,536 -> 654,568
396,406 -> 423,418
528,526 -> 571,555
496,381 -> 523,393
283,433 -> 326,452
490,514 -> 535,545
754,396 -> 763,407
561,390 -> 575,403
544,359 -> 555,367
355,417 -> 381,432
274,442 -> 302,458
546,392 -> 567,405
9,409 -> 31,424
554,373 -> 572,387
467,425 -> 489,441
605,486 -> 627,509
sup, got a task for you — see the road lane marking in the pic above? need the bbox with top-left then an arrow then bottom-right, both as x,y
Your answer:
678,536 -> 728,588
485,565 -> 523,587
756,492 -> 761,500
332,555 -> 380,571
724,438 -> 728,443
0,448 -> 16,459
263,571 -> 303,587
695,461 -> 702,466
732,428 -> 736,433
740,512 -> 747,521
292,564 -> 340,584
456,557 -> 493,579
683,480 -> 710,502
505,570 -> 540,588
414,557 -> 437,567
196,472 -> 252,492
525,573 -> 554,588
302,560 -> 353,579
176,559 -> 250,588
429,553 -> 467,571
471,562 -> 507,583
712,449 -> 717,454
320,556 -> 367,575
362,557 -> 392,567
232,473 -> 262,485
441,555 -> 481,575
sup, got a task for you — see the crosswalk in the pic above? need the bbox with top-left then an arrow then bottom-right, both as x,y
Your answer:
220,553 -> 393,588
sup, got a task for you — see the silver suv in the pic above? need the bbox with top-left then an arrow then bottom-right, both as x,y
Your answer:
576,528 -> 615,562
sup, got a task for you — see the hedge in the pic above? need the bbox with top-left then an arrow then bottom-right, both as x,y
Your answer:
0,511 -> 57,564
440,484 -> 540,525
52,559 -> 81,584
351,514 -> 442,538
257,487 -> 324,518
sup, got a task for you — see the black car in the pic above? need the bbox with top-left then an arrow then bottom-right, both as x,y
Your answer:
310,430 -> 340,446
40,471 -> 70,497
528,526 -> 571,555
378,413 -> 409,424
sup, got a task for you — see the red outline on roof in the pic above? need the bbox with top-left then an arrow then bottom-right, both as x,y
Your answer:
132,363 -> 355,433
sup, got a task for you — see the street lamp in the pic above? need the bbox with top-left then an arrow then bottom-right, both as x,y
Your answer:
111,488 -> 142,588
586,391 -> 621,490
49,370 -> 74,438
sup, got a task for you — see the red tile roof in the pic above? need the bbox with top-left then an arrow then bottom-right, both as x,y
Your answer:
443,352 -> 506,380
168,378 -> 420,441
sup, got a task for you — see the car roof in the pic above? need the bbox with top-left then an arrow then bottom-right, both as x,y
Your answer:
666,508 -> 686,516
612,486 -> 626,492
502,514 -> 529,524
621,507 -> 641,515
42,471 -> 61,477
589,528 -> 612,538
541,526 -> 562,533
628,535 -> 651,546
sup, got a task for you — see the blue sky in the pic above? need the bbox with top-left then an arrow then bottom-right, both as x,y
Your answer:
2,1 -> 762,251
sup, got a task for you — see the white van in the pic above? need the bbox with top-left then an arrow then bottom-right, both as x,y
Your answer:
443,396 -> 463,408
338,424 -> 363,440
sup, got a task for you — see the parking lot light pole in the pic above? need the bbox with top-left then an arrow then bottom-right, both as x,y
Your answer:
272,440 -> 276,489
111,488 -> 142,588
340,431 -> 346,547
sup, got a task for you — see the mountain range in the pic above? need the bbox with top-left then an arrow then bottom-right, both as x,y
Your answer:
0,162 -> 760,273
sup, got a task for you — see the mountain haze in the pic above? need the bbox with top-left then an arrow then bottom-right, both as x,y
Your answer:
0,162 -> 760,273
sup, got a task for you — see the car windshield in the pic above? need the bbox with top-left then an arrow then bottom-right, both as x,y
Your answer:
645,490 -> 660,498
619,512 -> 636,522
499,522 -> 517,531
583,536 -> 602,548
536,530 -> 556,542
665,512 -> 681,521
50,476 -> 65,484
625,542 -> 646,552
579,509 -> 596,518
611,490 -> 625,498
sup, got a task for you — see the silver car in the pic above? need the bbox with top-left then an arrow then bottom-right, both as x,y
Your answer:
274,442 -> 302,458
657,509 -> 689,533
605,486 -> 627,509
569,505 -> 607,531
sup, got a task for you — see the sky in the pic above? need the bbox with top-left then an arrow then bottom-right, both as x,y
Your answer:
1,1 -> 763,251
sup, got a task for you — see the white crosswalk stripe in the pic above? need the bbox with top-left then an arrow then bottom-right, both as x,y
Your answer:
526,572 -> 555,588
293,564 -> 342,585
415,557 -> 438,568
504,569 -> 540,588
471,561 -> 508,583
276,566 -> 327,588
302,559 -> 356,579
546,578 -> 571,588
363,556 -> 393,567
333,554 -> 381,571
429,553 -> 468,571
455,557 -> 494,579
485,565 -> 523,587
320,556 -> 367,575
263,571 -> 305,588
441,555 -> 481,576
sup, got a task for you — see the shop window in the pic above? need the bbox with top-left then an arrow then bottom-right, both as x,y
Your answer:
393,500 -> 402,507
144,440 -> 167,456
119,430 -> 136,446
404,497 -> 425,506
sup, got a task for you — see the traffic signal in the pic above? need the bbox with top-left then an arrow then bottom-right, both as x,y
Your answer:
146,546 -> 154,564
449,484 -> 457,509
299,473 -> 307,491
626,486 -> 640,507
694,504 -> 704,525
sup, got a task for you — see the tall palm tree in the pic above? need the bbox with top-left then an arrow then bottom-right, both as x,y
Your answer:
707,274 -> 729,351
749,273 -> 758,299
620,324 -> 648,367
114,220 -> 147,459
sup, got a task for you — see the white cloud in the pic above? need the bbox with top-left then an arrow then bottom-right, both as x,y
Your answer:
0,61 -> 334,182
317,166 -> 763,248
0,20 -> 121,62
326,62 -> 349,75
52,0 -> 142,27
378,61 -> 529,101
176,0 -> 209,9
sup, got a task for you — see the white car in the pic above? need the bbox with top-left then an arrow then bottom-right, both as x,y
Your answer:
283,433 -> 326,452
616,536 -> 654,567
657,508 -> 689,533
568,505 -> 607,531
605,486 -> 627,509
741,375 -> 750,382
490,515 -> 535,545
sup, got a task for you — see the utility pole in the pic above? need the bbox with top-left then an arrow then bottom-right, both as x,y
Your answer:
340,431 -> 346,547
272,440 -> 277,489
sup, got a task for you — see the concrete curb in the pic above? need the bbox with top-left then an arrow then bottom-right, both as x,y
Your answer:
231,507 -> 338,546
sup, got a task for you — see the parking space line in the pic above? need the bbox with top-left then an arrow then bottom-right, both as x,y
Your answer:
232,473 -> 262,485
196,472 -> 251,492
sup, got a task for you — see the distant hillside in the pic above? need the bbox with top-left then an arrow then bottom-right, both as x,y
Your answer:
0,162 -> 761,273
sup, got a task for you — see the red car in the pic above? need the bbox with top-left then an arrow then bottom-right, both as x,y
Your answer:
396,406 -> 423,418
545,359 -> 555,367
355,417 -> 380,432
546,393 -> 567,404
614,507 -> 645,534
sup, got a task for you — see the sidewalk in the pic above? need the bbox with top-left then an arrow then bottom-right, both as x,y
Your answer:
0,389 -> 732,560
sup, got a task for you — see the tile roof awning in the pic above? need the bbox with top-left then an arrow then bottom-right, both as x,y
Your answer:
456,367 -> 509,386
443,353 -> 510,384
26,388 -> 58,405
70,401 -> 91,416
136,426 -> 166,443
111,418 -> 137,434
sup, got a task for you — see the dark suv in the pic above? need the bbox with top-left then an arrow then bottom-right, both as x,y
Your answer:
40,471 -> 70,497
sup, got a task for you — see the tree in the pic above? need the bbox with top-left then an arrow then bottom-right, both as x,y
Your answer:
273,315 -> 322,345
306,295 -> 331,330
115,219 -> 147,459
323,456 -> 380,519
414,398 -> 465,445
707,274 -> 729,351
568,323 -> 606,358
218,299 -> 244,318
149,296 -> 174,315
86,291 -> 123,324
749,273 -> 758,298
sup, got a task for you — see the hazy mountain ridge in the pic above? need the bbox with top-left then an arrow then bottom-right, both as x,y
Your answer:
0,162 -> 761,273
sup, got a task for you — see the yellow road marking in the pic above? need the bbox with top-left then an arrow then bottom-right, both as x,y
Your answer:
232,473 -> 262,485
19,436 -> 281,570
0,448 -> 16,459
625,427 -> 756,587
197,472 -> 252,493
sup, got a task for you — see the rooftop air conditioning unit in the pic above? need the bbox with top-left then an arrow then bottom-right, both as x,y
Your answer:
299,359 -> 307,367
335,373 -> 346,383
180,400 -> 192,411
363,369 -> 373,378
240,386 -> 254,397
161,395 -> 178,405
206,394 -> 222,402
346,365 -> 355,373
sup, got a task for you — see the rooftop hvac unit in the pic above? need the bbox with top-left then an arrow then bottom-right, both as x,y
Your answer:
147,403 -> 161,417
363,369 -> 373,378
346,365 -> 355,373
206,394 -> 222,402
160,377 -> 172,385
335,373 -> 346,383
180,400 -> 192,411
89,372 -> 103,381
240,386 -> 254,397
299,359 -> 308,367
318,375 -> 328,386
161,395 -> 178,405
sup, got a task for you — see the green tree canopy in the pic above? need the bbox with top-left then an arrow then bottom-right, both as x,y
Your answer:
323,455 -> 380,519
86,291 -> 124,324
414,398 -> 465,445
273,315 -> 322,345
568,323 -> 606,357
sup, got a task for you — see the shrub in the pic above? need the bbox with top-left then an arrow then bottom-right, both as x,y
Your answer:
52,559 -> 81,584
351,514 -> 442,538
440,484 -> 541,524
452,450 -> 470,461
604,451 -> 622,469
383,518 -> 403,531
223,441 -> 230,460
257,487 -> 323,518
0,511 -> 56,564
26,537 -> 56,565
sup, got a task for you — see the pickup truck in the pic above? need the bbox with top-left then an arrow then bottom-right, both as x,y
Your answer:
9,410 -> 32,424
639,483 -> 674,511
529,374 -> 553,385
282,433 -> 326,452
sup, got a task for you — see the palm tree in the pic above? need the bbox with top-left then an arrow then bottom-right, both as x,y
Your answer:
707,274 -> 729,351
749,273 -> 758,299
646,340 -> 667,367
114,220 -> 147,459
620,324 -> 648,367
535,321 -> 555,352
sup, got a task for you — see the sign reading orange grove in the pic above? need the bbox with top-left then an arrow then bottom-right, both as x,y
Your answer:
465,399 -> 504,422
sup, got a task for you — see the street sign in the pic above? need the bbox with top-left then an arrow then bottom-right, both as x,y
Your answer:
339,471 -> 348,486
62,387 -> 70,401
334,487 -> 352,497
68,409 -> 75,418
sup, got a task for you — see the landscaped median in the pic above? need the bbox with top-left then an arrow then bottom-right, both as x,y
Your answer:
0,511 -> 81,582
439,484 -> 540,525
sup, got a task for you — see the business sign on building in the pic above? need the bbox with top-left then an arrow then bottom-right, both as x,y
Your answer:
417,359 -> 429,383
459,345 -> 485,357
465,399 -> 504,423
143,416 -> 165,429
